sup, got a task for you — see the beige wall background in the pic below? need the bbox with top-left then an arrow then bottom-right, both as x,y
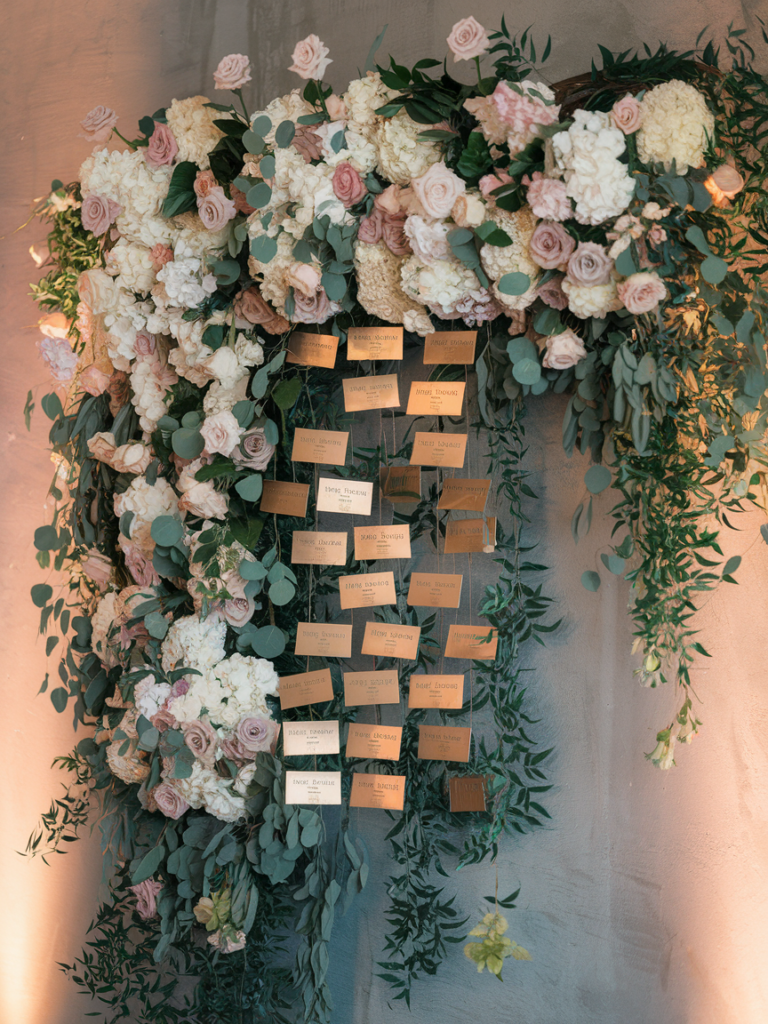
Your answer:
1,2 -> 767,1022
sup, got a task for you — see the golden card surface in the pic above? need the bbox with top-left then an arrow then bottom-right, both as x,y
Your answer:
292,427 -> 349,466
380,465 -> 421,503
285,771 -> 341,805
260,480 -> 310,517
444,517 -> 497,554
407,572 -> 463,609
438,478 -> 491,512
291,531 -> 347,566
423,330 -> 477,365
410,432 -> 467,468
347,326 -> 403,361
354,524 -> 411,561
316,477 -> 374,516
361,622 -> 421,661
346,723 -> 402,760
444,624 -> 498,661
295,622 -> 353,658
449,775 -> 487,812
342,374 -> 400,412
406,381 -> 466,417
349,772 -> 406,809
338,571 -> 396,609
417,725 -> 472,763
286,331 -> 338,369
408,673 -> 464,709
283,721 -> 340,756
343,669 -> 401,706
279,667 -> 335,710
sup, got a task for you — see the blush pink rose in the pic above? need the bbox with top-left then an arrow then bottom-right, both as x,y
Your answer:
479,169 -> 513,199
293,287 -> 333,324
286,262 -> 321,297
81,194 -> 122,236
529,221 -> 575,269
382,214 -> 411,255
447,16 -> 490,62
134,331 -> 157,356
332,161 -> 367,208
200,410 -> 242,457
219,735 -> 252,764
374,184 -> 404,216
194,170 -> 217,198
235,716 -> 280,753
326,94 -> 347,120
214,53 -> 252,90
538,275 -> 568,310
566,242 -> 613,287
197,186 -> 237,230
612,94 -> 643,135
149,244 -> 173,270
79,105 -> 118,143
181,719 -> 218,765
153,783 -> 189,819
542,328 -> 587,369
289,34 -> 332,80
357,208 -> 384,244
232,429 -> 276,471
617,271 -> 667,314
412,161 -> 466,220
525,172 -> 571,221
79,364 -> 112,396
223,591 -> 255,628
151,706 -> 178,732
81,548 -> 112,588
146,123 -> 178,167
130,878 -> 163,920
179,482 -> 229,519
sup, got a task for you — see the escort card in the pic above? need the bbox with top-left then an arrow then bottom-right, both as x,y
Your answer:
408,674 -> 464,709
444,624 -> 498,661
344,669 -> 401,706
423,330 -> 477,365
354,524 -> 411,561
346,723 -> 402,760
350,772 -> 406,809
286,331 -> 338,369
291,531 -> 347,566
438,478 -> 491,512
449,775 -> 487,812
444,517 -> 497,554
295,622 -> 353,659
361,622 -> 421,661
347,326 -> 403,361
339,571 -> 396,609
292,427 -> 349,466
283,721 -> 340,756
317,478 -> 374,516
407,572 -> 463,609
406,381 -> 466,417
418,725 -> 472,763
380,465 -> 421,503
279,667 -> 335,710
259,480 -> 310,517
410,432 -> 467,468
342,374 -> 400,412
285,770 -> 342,805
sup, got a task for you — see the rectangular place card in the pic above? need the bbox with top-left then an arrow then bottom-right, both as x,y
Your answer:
444,624 -> 498,661
279,667 -> 335,710
361,622 -> 421,661
418,725 -> 472,763
347,326 -> 403,361
354,524 -> 411,561
260,480 -> 310,517
286,331 -> 338,369
291,531 -> 347,566
344,669 -> 401,706
423,330 -> 477,365
408,673 -> 464,709
317,477 -> 374,516
283,721 -> 340,756
406,381 -> 466,417
410,432 -> 467,469
380,465 -> 421,503
292,427 -> 349,466
295,622 -> 353,659
346,723 -> 403,760
438,478 -> 491,512
339,571 -> 396,610
444,517 -> 497,554
350,772 -> 406,810
407,572 -> 463,609
285,770 -> 341,805
449,775 -> 487,812
342,374 -> 400,412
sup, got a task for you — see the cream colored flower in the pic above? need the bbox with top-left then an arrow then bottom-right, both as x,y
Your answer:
637,80 -> 714,174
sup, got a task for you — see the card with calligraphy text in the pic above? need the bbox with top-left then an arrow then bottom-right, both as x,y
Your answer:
423,330 -> 477,365
410,432 -> 467,468
338,571 -> 396,609
438,478 -> 491,512
408,673 -> 464,709
295,622 -> 353,659
343,669 -> 401,706
407,572 -> 462,608
360,622 -> 421,661
291,531 -> 347,566
417,725 -> 472,763
285,771 -> 341,805
283,721 -> 340,756
406,381 -> 465,417
354,524 -> 411,561
346,723 -> 402,760
279,668 -> 334,710
286,332 -> 338,369
342,374 -> 400,412
444,517 -> 496,554
449,775 -> 487,812
444,624 -> 498,661
292,427 -> 349,466
317,478 -> 373,516
260,480 -> 310,517
349,772 -> 406,809
380,465 -> 421,503
347,326 -> 403,361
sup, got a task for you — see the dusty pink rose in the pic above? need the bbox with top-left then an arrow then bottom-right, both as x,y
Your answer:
81,194 -> 122,236
412,161 -> 466,220
492,81 -> 559,134
612,94 -> 643,135
231,185 -> 255,216
382,214 -> 411,255
617,271 -> 667,314
447,16 -> 490,62
79,105 -> 118,143
529,221 -> 575,269
357,208 -> 384,244
236,716 -> 279,753
286,262 -> 322,297
332,161 -> 367,208
292,125 -> 323,162
134,331 -> 157,357
153,783 -> 189,819
130,878 -> 163,920
151,706 -> 178,732
179,482 -> 229,520
81,548 -> 112,588
567,242 -> 613,287
219,735 -> 252,764
525,172 -> 571,221
79,364 -> 112,396
194,170 -> 217,198
293,287 -> 333,324
181,719 -> 218,765
200,410 -> 241,457
538,275 -> 568,310
289,34 -> 332,80
149,244 -> 173,270
374,184 -> 404,216
170,679 -> 190,699
223,592 -> 255,628
232,429 -> 276,471
146,123 -> 178,167
542,328 -> 587,369
326,94 -> 347,120
214,53 -> 252,90
478,169 -> 513,199
234,287 -> 291,334
197,186 -> 237,230
647,223 -> 667,246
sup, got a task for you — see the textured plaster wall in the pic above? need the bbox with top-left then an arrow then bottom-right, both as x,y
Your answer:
1,2 -> 767,1023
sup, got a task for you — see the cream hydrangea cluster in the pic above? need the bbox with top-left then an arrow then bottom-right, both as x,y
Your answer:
113,476 -> 180,556
480,206 -> 540,311
354,241 -> 433,334
342,71 -> 398,131
637,79 -> 715,174
164,96 -> 225,170
161,613 -> 228,673
551,110 -> 635,225
375,110 -> 442,185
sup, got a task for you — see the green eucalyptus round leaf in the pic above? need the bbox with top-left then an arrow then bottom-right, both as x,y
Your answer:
274,120 -> 296,148
507,336 -> 537,363
259,154 -> 276,179
601,553 -> 626,575
31,583 -> 53,607
250,625 -> 286,659
247,182 -> 272,209
239,559 -> 268,581
181,411 -> 201,429
34,525 -> 59,551
235,474 -> 263,502
150,516 -> 183,547
498,272 -> 531,296
251,115 -> 272,136
250,234 -> 278,264
531,376 -> 550,395
171,427 -> 205,460
584,465 -> 612,494
512,357 -> 541,386
269,578 -> 296,606
701,255 -> 728,285
581,570 -> 601,592
242,130 -> 265,153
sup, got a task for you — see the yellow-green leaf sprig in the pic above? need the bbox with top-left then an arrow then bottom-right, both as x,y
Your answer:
463,912 -> 531,980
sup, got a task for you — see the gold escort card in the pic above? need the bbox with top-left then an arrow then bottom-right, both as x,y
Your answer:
406,381 -> 466,417
449,775 -> 487,812
292,427 -> 349,466
380,465 -> 421,503
361,622 -> 421,661
438,478 -> 491,512
279,667 -> 335,710
291,531 -> 347,566
316,478 -> 374,516
423,330 -> 477,365
444,624 -> 498,661
349,772 -> 406,809
285,770 -> 342,805
343,669 -> 401,706
338,571 -> 396,609
417,725 -> 472,763
286,331 -> 338,369
345,723 -> 403,760
408,673 -> 464,709
342,374 -> 400,412
295,622 -> 353,659
444,517 -> 497,554
410,432 -> 467,468
407,572 -> 463,608
354,524 -> 411,561
347,325 -> 403,361
283,721 -> 340,756
260,480 -> 310,517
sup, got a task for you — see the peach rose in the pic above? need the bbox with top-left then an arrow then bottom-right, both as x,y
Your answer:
194,170 -> 217,198
452,193 -> 486,228
234,287 -> 290,334
197,186 -> 237,230
149,245 -> 173,270
447,16 -> 490,62
81,194 -> 122,236
326,94 -> 347,120
213,53 -> 252,91
289,34 -> 332,80
374,184 -> 405,216
529,221 -> 575,269
612,94 -> 643,135
566,242 -> 613,287
286,262 -> 322,297
146,124 -> 178,168
200,410 -> 242,457
332,161 -> 367,208
412,161 -> 466,220
542,328 -> 587,369
39,312 -> 71,340
617,271 -> 667,314
79,105 -> 118,143
704,164 -> 745,208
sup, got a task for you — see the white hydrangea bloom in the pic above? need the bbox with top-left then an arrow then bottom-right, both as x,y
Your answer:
157,241 -> 216,308
105,239 -> 157,294
375,111 -> 442,185
637,80 -> 715,174
203,377 -> 250,416
343,72 -> 397,130
250,90 -> 315,148
175,762 -> 246,823
552,110 -> 635,226
134,675 -> 171,718
114,476 -> 179,552
321,126 -> 378,174
160,613 -> 227,674
165,96 -> 225,170
173,212 -> 232,258
79,148 -> 174,248
130,357 -> 171,432
234,333 -> 265,371
400,255 -> 481,312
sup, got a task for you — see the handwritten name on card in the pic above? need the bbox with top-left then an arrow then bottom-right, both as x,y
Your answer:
423,330 -> 477,365
443,624 -> 498,661
407,572 -> 463,609
407,674 -> 464,709
380,465 -> 421,503
349,772 -> 406,809
449,775 -> 487,812
345,724 -> 402,760
361,622 -> 421,661
342,374 -> 400,412
343,669 -> 401,706
291,531 -> 347,566
354,525 -> 411,561
295,623 -> 353,659
347,326 -> 403,360
317,478 -> 374,516
410,432 -> 467,468
438,478 -> 491,512
417,725 -> 472,763
283,721 -> 340,756
279,668 -> 334,710
285,771 -> 341,805
444,517 -> 496,554
406,381 -> 466,417
286,332 -> 338,369
292,427 -> 349,466
338,571 -> 396,609
260,480 -> 310,517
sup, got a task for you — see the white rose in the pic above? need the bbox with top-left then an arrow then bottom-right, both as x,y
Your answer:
200,410 -> 242,457
541,328 -> 587,369
412,161 -> 466,220
111,443 -> 153,475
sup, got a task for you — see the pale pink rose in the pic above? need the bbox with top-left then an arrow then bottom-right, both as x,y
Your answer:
286,262 -> 321,297
194,170 -> 217,198
566,242 -> 613,287
332,161 -> 367,208
412,161 -> 466,220
153,782 -> 189,819
537,275 -> 568,310
447,16 -> 490,61
149,244 -> 173,270
405,215 -> 451,263
79,105 -> 118,143
292,125 -> 323,162
236,716 -> 280,753
492,81 -> 559,134
232,428 -> 276,471
81,193 -> 122,236
617,271 -> 667,314
382,214 -> 410,255
525,172 -> 571,221
81,548 -> 112,588
213,53 -> 252,90
129,878 -> 163,920
611,94 -> 643,135
357,208 -> 384,244
478,169 -> 513,199
647,224 -> 667,246
292,287 -> 333,324
374,184 -> 405,216
179,482 -> 229,519
223,592 -> 255,628
704,164 -> 745,208
88,431 -> 117,463
123,540 -> 161,587
181,719 -> 218,765
234,287 -> 291,334
200,410 -> 242,457
79,364 -> 112,396
197,186 -> 237,230
542,328 -> 587,369
145,123 -> 178,167
289,34 -> 332,80
111,443 -> 153,475
134,331 -> 157,356
529,221 -> 575,269
39,312 -> 71,339
326,94 -> 347,120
